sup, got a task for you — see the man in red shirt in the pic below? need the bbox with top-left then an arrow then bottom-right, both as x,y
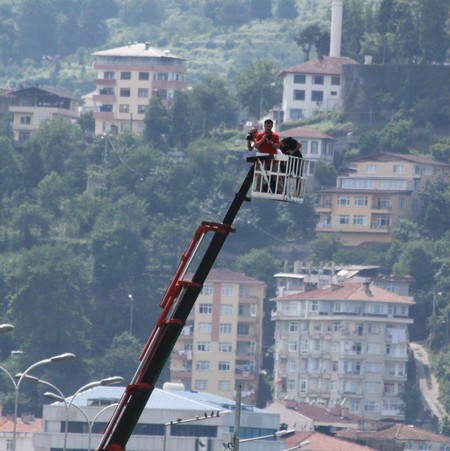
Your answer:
254,119 -> 280,154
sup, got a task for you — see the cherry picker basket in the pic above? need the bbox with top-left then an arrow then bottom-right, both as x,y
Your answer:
247,153 -> 307,203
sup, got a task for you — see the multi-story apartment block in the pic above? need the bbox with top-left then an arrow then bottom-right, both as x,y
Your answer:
279,126 -> 336,177
271,281 -> 414,421
9,87 -> 79,143
92,42 -> 187,135
169,268 -> 266,404
316,152 -> 450,246
279,56 -> 357,122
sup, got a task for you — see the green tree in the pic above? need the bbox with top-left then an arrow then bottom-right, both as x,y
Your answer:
14,0 -> 58,60
143,97 -> 171,147
117,0 -> 164,26
417,0 -> 450,64
274,0 -> 297,19
249,0 -> 272,20
295,23 -> 327,61
233,61 -> 281,119
189,77 -> 239,136
169,90 -> 192,148
7,244 -> 91,357
313,160 -> 337,188
0,136 -> 21,196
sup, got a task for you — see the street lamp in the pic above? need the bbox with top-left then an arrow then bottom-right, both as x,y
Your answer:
128,294 -> 134,335
0,324 -> 14,333
163,410 -> 232,451
45,391 -> 118,451
12,353 -> 75,451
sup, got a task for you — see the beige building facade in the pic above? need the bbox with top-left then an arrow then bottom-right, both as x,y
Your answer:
9,87 -> 79,143
316,152 -> 450,246
271,281 -> 414,422
92,42 -> 187,135
169,268 -> 266,404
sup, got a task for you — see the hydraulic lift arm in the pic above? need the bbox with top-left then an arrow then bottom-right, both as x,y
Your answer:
96,160 -> 261,451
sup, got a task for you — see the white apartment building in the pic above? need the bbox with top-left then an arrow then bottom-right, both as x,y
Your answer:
92,42 -> 187,135
169,268 -> 266,405
271,281 -> 414,421
33,385 -> 282,451
279,56 -> 357,122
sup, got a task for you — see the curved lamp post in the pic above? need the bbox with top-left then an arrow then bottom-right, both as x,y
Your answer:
12,353 -> 75,451
0,324 -> 15,333
45,391 -> 119,451
41,376 -> 123,451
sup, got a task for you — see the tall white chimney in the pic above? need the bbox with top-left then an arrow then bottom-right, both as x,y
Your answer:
329,0 -> 343,57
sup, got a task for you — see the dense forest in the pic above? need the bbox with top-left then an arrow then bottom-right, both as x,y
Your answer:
0,0 -> 449,423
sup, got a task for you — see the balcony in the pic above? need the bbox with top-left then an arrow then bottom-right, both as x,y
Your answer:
94,78 -> 116,86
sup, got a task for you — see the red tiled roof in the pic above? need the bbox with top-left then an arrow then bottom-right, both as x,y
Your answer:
266,401 -> 362,426
282,431 -> 377,451
276,281 -> 414,305
337,423 -> 450,443
0,417 -> 43,433
280,56 -> 358,76
280,126 -> 336,140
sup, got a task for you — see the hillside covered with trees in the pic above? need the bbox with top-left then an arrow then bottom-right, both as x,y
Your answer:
0,0 -> 450,422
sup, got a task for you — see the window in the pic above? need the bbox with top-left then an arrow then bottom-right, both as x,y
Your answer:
399,197 -> 405,209
393,164 -> 404,174
376,197 -> 391,208
221,304 -> 233,315
364,401 -> 379,412
139,72 -> 149,80
294,74 -> 306,83
120,88 -> 130,97
218,361 -> 230,371
365,382 -> 381,394
155,72 -> 169,80
337,196 -> 350,206
198,322 -> 211,333
354,196 -> 368,206
299,379 -> 307,394
239,285 -> 251,296
196,361 -> 210,371
313,75 -> 324,84
237,323 -> 249,335
197,342 -> 210,352
137,105 -> 147,114
121,72 -> 131,80
288,341 -> 297,352
331,76 -> 340,85
310,141 -> 319,154
195,379 -> 208,390
201,284 -> 213,295
289,322 -> 298,333
138,88 -> 149,98
289,108 -> 303,119
287,360 -> 297,371
6,439 -> 13,451
18,131 -> 31,142
353,215 -> 367,226
311,91 -> 323,101
219,323 -> 232,334
20,115 -> 31,124
221,285 -> 233,296
293,90 -> 305,100
336,215 -> 349,225
219,380 -> 231,391
199,303 -> 212,314
218,342 -> 232,352
287,379 -> 296,390
366,164 -> 376,174
119,104 -> 129,113
311,300 -> 318,312
104,71 -> 115,79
